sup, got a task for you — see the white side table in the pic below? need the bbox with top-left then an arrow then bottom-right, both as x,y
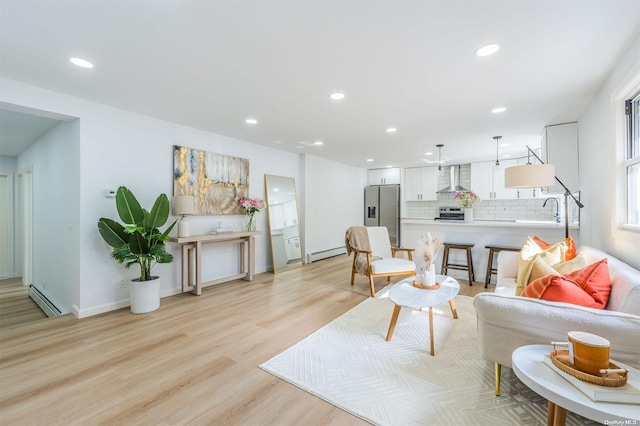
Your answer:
385,275 -> 460,356
512,344 -> 640,425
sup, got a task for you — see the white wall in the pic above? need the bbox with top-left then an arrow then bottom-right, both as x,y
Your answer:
578,34 -> 640,269
0,156 -> 17,173
2,77 -> 365,317
17,120 -> 80,311
303,154 -> 367,258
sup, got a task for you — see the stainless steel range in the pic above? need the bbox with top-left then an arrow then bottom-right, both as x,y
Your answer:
434,206 -> 464,221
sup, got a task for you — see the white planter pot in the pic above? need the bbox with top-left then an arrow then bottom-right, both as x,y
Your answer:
130,276 -> 160,314
464,208 -> 474,222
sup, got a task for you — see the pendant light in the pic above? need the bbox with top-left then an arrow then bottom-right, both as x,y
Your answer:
436,144 -> 444,175
493,136 -> 502,167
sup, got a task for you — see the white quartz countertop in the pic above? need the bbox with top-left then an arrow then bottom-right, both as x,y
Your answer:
401,218 -> 579,229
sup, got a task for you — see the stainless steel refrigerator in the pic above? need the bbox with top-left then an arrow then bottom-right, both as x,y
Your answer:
364,184 -> 400,246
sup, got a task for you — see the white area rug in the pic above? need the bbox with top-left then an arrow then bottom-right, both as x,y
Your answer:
260,292 -> 597,425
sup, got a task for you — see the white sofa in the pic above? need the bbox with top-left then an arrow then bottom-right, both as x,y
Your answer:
473,245 -> 640,395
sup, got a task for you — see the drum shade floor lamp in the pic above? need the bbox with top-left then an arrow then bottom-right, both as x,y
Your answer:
505,146 -> 584,238
172,195 -> 195,237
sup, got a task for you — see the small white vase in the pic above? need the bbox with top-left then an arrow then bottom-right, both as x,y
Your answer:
130,276 -> 160,314
464,208 -> 473,222
425,264 -> 437,286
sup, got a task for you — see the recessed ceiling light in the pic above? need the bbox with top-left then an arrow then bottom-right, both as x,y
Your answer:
69,57 -> 94,68
386,127 -> 397,133
330,92 -> 345,100
366,158 -> 374,162
245,118 -> 258,124
476,44 -> 500,57
314,141 -> 324,146
425,152 -> 433,156
491,107 -> 507,113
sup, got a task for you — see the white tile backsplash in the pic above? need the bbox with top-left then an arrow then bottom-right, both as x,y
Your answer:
406,198 -> 568,222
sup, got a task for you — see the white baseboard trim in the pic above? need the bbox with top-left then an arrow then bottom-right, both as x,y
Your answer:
306,246 -> 347,263
72,287 -> 184,318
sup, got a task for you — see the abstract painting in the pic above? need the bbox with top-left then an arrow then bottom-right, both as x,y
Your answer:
173,145 -> 249,215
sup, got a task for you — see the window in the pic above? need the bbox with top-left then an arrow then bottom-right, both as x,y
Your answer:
625,91 -> 640,227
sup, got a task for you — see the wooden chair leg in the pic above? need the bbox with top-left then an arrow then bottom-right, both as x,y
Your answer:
469,247 -> 476,282
350,255 -> 357,285
466,247 -> 473,285
495,363 -> 501,396
368,275 -> 376,298
485,248 -> 494,288
441,246 -> 449,275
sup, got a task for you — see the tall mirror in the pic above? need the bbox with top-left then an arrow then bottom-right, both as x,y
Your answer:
264,174 -> 303,273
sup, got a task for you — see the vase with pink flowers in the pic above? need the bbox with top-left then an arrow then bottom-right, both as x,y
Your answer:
454,190 -> 480,222
238,196 -> 266,232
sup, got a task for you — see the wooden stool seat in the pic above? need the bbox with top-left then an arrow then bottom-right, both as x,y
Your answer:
440,242 -> 475,286
484,245 -> 521,288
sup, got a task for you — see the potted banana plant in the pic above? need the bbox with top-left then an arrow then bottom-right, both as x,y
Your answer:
97,186 -> 177,313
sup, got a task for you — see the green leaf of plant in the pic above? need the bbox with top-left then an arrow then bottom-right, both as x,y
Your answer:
150,243 -> 174,264
97,218 -> 129,247
129,231 -> 150,255
159,219 -> 178,241
116,186 -> 144,226
144,193 -> 170,232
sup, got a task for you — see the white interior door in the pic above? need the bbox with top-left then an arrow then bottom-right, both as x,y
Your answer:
0,174 -> 13,279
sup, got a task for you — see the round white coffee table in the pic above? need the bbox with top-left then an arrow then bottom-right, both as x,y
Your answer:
385,275 -> 460,356
512,344 -> 640,425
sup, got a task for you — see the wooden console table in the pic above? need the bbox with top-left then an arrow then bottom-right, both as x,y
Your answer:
170,231 -> 262,295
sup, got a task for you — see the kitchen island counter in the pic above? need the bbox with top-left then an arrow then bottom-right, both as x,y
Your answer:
401,218 -> 580,285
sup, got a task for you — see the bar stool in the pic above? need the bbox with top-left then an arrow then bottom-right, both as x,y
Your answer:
484,245 -> 521,288
440,242 -> 475,286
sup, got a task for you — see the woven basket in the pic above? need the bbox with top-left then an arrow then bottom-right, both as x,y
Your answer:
550,349 -> 628,387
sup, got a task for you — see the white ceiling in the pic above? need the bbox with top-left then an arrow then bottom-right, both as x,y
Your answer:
1,1 -> 639,167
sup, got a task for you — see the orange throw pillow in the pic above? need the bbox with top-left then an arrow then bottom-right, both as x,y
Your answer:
564,258 -> 611,309
521,258 -> 611,309
522,275 -> 600,309
533,236 -> 576,261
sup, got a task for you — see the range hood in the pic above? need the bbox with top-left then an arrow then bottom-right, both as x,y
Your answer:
437,165 -> 469,193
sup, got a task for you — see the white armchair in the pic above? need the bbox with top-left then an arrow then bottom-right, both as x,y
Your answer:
345,226 -> 416,297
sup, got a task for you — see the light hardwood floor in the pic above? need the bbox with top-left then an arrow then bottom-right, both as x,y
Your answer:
0,277 -> 47,329
0,255 -> 490,425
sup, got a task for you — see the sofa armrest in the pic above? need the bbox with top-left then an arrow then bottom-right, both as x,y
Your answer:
473,293 -> 640,369
496,250 -> 519,282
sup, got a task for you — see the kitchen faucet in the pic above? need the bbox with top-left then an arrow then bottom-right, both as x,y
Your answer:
543,197 -> 561,223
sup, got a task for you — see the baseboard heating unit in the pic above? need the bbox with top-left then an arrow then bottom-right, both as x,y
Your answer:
306,246 -> 347,263
28,284 -> 64,317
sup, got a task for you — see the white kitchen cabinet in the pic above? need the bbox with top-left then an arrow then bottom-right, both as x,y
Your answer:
471,160 -> 519,200
282,200 -> 298,227
368,167 -> 401,185
270,204 -> 285,229
542,122 -> 579,193
514,157 -> 539,199
494,159 -> 519,199
404,167 -> 437,201
470,162 -> 494,200
285,237 -> 301,261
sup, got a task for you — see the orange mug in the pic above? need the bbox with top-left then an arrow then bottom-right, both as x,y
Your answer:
568,331 -> 610,376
